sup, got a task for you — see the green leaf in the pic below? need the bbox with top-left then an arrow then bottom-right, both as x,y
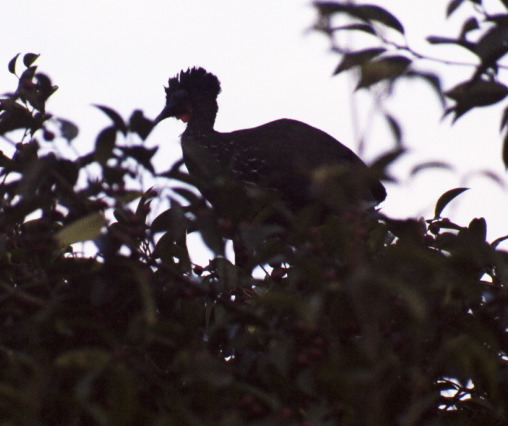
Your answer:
334,48 -> 386,75
22,53 -> 40,68
55,212 -> 105,247
94,126 -> 116,165
94,104 -> 127,135
434,187 -> 469,218
8,53 -> 20,74
357,56 -> 411,89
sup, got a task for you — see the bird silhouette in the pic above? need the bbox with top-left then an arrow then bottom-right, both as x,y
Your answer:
154,67 -> 386,264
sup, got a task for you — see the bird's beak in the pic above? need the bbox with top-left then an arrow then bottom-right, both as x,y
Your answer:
153,104 -> 175,126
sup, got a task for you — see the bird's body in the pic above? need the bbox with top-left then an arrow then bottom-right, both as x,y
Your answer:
155,67 -> 386,218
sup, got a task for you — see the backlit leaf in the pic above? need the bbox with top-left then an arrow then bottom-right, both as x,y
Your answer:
55,212 -> 105,247
434,187 -> 469,218
447,0 -> 465,17
23,53 -> 40,68
334,48 -> 386,75
94,126 -> 116,165
8,53 -> 19,74
357,56 -> 411,89
94,104 -> 127,135
354,5 -> 405,34
410,161 -> 453,177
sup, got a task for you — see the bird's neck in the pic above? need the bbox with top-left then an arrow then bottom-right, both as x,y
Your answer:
185,98 -> 218,131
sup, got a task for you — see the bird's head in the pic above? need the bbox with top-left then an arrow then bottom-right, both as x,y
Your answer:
154,67 -> 221,125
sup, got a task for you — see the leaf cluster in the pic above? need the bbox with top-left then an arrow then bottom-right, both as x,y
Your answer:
1,53 -> 508,426
314,0 -> 508,167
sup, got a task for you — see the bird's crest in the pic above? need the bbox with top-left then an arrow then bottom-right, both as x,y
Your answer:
165,67 -> 221,100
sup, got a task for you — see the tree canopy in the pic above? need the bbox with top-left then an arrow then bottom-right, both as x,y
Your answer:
1,1 -> 508,425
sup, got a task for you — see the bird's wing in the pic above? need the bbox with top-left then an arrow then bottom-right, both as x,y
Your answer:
224,119 -> 385,205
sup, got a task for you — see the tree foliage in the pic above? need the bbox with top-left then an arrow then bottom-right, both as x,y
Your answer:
1,1 -> 508,424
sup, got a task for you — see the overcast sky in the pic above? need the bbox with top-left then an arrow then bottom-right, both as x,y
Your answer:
3,0 -> 508,251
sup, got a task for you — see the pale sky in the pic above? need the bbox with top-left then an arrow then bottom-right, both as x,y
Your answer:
3,0 -> 508,252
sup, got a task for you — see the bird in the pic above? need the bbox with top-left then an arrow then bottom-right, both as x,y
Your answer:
153,67 -> 386,263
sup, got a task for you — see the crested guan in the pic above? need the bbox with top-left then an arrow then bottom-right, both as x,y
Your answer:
154,67 -> 386,262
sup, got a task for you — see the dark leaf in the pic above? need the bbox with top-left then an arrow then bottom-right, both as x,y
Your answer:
447,0 -> 465,17
57,118 -> 79,142
54,159 -> 79,187
410,161 -> 453,177
471,170 -> 505,188
23,53 -> 40,68
196,212 -> 225,255
334,48 -> 386,75
434,187 -> 469,218
357,56 -> 411,89
370,148 -> 405,171
155,231 -> 191,272
8,53 -> 20,75
34,73 -> 58,106
135,187 -> 156,223
487,14 -> 508,25
94,104 -> 127,135
426,36 -> 475,52
468,217 -> 487,243
331,23 -> 376,36
18,65 -> 37,84
384,113 -> 403,146
129,109 -> 153,140
17,68 -> 57,112
500,106 -> 508,131
354,5 -> 405,34
0,100 -> 37,134
446,80 -> 508,121
94,126 -> 116,165
314,3 -> 404,34
212,257 -> 239,292
314,2 -> 348,16
118,145 -> 157,173
460,17 -> 479,39
172,186 -> 203,205
384,218 -> 427,245
503,131 -> 508,169
474,25 -> 508,63
492,235 -> 508,248
151,201 -> 188,242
